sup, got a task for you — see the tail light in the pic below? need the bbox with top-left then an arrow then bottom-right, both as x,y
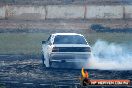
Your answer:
52,47 -> 91,52
84,47 -> 91,52
52,47 -> 59,52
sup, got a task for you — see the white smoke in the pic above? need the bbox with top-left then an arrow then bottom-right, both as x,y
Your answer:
88,40 -> 132,70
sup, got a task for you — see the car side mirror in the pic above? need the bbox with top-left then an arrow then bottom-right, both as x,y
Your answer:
42,41 -> 46,44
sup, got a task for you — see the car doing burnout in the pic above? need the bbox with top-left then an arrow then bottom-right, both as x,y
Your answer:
41,33 -> 91,68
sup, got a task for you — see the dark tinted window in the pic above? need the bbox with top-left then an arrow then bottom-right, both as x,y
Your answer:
53,35 -> 87,44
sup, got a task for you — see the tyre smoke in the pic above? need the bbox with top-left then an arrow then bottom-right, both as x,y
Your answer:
88,40 -> 132,70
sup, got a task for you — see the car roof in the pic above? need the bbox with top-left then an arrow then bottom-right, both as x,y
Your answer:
52,33 -> 83,36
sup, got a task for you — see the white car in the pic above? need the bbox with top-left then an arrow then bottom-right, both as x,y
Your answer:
41,33 -> 91,68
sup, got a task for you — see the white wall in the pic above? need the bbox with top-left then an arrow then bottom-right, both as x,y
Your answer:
46,5 -> 85,19
6,5 -> 46,20
125,6 -> 132,19
86,5 -> 123,19
0,6 -> 5,19
0,5 -> 132,20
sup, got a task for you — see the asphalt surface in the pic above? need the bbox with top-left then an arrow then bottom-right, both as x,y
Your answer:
0,55 -> 132,88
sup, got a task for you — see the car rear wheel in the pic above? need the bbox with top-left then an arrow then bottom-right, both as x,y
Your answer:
44,57 -> 52,68
41,53 -> 52,68
41,54 -> 45,66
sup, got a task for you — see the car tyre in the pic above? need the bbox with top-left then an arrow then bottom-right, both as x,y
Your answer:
43,55 -> 51,68
41,54 -> 45,66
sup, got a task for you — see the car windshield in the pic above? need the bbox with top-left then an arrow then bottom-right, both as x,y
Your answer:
53,35 -> 87,44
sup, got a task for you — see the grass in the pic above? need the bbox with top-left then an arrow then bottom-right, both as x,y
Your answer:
0,32 -> 132,55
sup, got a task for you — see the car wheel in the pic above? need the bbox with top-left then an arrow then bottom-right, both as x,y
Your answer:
44,57 -> 51,68
41,54 -> 45,66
